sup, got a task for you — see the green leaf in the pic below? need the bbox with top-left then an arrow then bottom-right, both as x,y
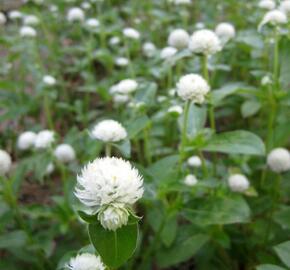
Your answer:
202,130 -> 265,156
273,207 -> 290,230
0,230 -> 28,249
88,222 -> 138,268
279,38 -> 290,90
113,139 -> 131,158
157,234 -> 209,268
274,241 -> 290,268
77,211 -> 98,224
256,265 -> 286,270
241,100 -> 261,118
183,196 -> 251,225
126,115 -> 150,139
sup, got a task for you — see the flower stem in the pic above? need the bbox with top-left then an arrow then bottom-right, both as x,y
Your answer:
105,144 -> 112,157
180,100 -> 191,165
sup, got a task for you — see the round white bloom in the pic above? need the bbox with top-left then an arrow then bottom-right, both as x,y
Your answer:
45,163 -> 54,175
280,1 -> 290,14
113,94 -> 130,105
20,26 -> 37,37
228,174 -> 250,193
98,204 -> 129,231
176,74 -> 210,103
9,10 -> 22,20
75,157 -> 143,209
50,5 -> 58,13
81,2 -> 91,9
0,150 -> 12,176
168,29 -> 190,49
34,130 -> 55,149
169,0 -> 191,5
168,88 -> 176,96
67,7 -> 85,22
189,29 -> 221,55
142,42 -> 156,57
0,12 -> 6,25
109,36 -> 120,46
187,156 -> 202,167
123,27 -> 140,39
54,144 -> 76,163
157,95 -> 167,103
258,0 -> 276,10
66,253 -> 105,270
17,131 -> 37,150
160,46 -> 177,60
85,18 -> 99,29
91,120 -> 127,142
184,174 -> 198,186
115,57 -> 129,67
116,79 -> 138,94
195,22 -> 205,29
215,22 -> 235,42
259,10 -> 287,30
23,15 -> 39,26
168,105 -> 183,115
43,75 -> 56,86
267,148 -> 290,173
261,75 -> 272,85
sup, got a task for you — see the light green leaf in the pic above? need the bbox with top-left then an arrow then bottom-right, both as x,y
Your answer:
256,264 -> 286,270
274,241 -> 290,268
126,115 -> 150,139
0,230 -> 28,249
241,100 -> 261,118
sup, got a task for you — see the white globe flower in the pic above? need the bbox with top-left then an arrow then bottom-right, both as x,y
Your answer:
113,94 -> 130,105
9,10 -> 23,20
228,174 -> 249,193
280,1 -> 290,14
17,131 -> 37,150
34,130 -> 55,149
0,150 -> 12,176
187,155 -> 202,167
115,57 -> 129,67
168,29 -> 190,49
267,148 -> 290,173
81,1 -> 91,9
67,7 -> 85,22
261,75 -> 272,85
85,18 -> 99,29
168,105 -> 183,115
176,73 -> 210,103
23,15 -> 39,26
45,163 -> 55,175
142,42 -> 156,57
54,144 -> 76,163
66,253 -> 105,270
184,174 -> 198,186
123,27 -> 140,40
160,46 -> 177,60
259,10 -> 287,30
75,156 -> 143,211
109,36 -> 120,46
43,75 -> 56,86
157,95 -> 167,103
0,12 -> 7,25
20,26 -> 37,37
189,29 -> 221,55
168,88 -> 176,97
116,79 -> 138,94
91,120 -> 127,142
215,22 -> 235,42
98,204 -> 129,231
258,0 -> 276,10
195,22 -> 205,29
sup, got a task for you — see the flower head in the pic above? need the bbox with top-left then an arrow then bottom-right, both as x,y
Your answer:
0,150 -> 12,176
91,120 -> 127,142
54,144 -> 76,163
20,26 -> 37,37
85,18 -> 99,29
267,148 -> 290,173
280,0 -> 290,14
259,10 -> 287,30
67,7 -> 85,22
168,105 -> 183,116
184,174 -> 198,186
160,46 -> 177,60
17,131 -> 37,150
176,74 -> 210,103
215,22 -> 235,42
23,15 -> 39,26
189,29 -> 221,55
123,27 -> 140,40
142,42 -> 156,57
35,130 -> 55,149
228,174 -> 249,193
258,0 -> 276,10
0,12 -> 6,25
116,79 -> 138,94
9,10 -> 22,20
66,253 -> 105,270
168,29 -> 190,49
115,57 -> 129,67
43,75 -> 56,86
187,156 -> 202,167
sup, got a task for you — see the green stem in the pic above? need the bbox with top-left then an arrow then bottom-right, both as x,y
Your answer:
144,126 -> 152,165
43,94 -> 54,130
105,144 -> 112,157
180,100 -> 191,165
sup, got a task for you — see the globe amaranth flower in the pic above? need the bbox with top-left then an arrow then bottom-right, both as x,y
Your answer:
113,94 -> 130,105
259,9 -> 287,31
280,1 -> 290,14
91,120 -> 127,142
0,12 -> 6,25
67,7 -> 85,22
123,27 -> 140,40
168,105 -> 183,116
54,144 -> 76,163
23,15 -> 39,26
17,131 -> 37,150
160,46 -> 177,60
109,36 -> 120,46
34,130 -> 55,149
215,22 -> 236,42
115,57 -> 129,67
168,29 -> 190,49
85,18 -> 99,29
228,174 -> 250,193
267,148 -> 290,173
176,73 -> 210,103
75,157 -> 143,230
45,163 -> 55,175
142,42 -> 156,57
258,0 -> 276,10
184,174 -> 198,186
9,10 -> 22,20
116,79 -> 138,94
43,75 -> 56,86
187,155 -> 202,167
0,150 -> 12,176
189,29 -> 221,55
20,26 -> 37,37
66,253 -> 105,270
81,2 -> 91,10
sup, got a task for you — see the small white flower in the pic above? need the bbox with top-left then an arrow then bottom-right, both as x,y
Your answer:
189,29 -> 222,55
267,148 -> 290,173
259,10 -> 287,31
85,18 -> 99,29
228,174 -> 250,193
17,131 -> 37,150
0,150 -> 12,176
184,174 -> 198,186
123,27 -> 140,40
54,144 -> 76,163
261,75 -> 272,85
176,73 -> 210,103
20,26 -> 37,37
91,120 -> 127,142
142,42 -> 156,57
116,79 -> 138,94
35,130 -> 55,149
215,22 -> 235,42
113,94 -> 130,105
160,46 -> 177,60
157,95 -> 167,103
23,15 -> 39,26
67,7 -> 85,22
169,0 -> 191,5
168,88 -> 176,97
168,29 -> 190,49
109,36 -> 120,46
43,75 -> 56,86
168,105 -> 183,115
45,163 -> 55,175
280,0 -> 290,14
187,156 -> 202,167
9,10 -> 22,20
258,0 -> 276,10
195,22 -> 205,29
115,57 -> 129,67
66,253 -> 105,270
0,12 -> 7,25
81,1 -> 91,9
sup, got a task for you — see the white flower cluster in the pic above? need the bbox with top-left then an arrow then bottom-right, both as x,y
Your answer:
0,12 -> 7,25
160,46 -> 177,60
184,174 -> 198,186
66,253 -> 105,270
267,148 -> 290,173
34,130 -> 55,149
142,42 -> 157,57
0,150 -> 12,176
187,156 -> 202,167
43,75 -> 56,86
168,105 -> 183,116
215,22 -> 236,43
67,7 -> 85,22
280,1 -> 290,14
20,26 -> 37,37
23,15 -> 39,26
54,144 -> 76,163
168,29 -> 190,49
259,9 -> 287,30
75,157 -> 144,230
123,27 -> 140,40
228,174 -> 250,193
258,0 -> 276,10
